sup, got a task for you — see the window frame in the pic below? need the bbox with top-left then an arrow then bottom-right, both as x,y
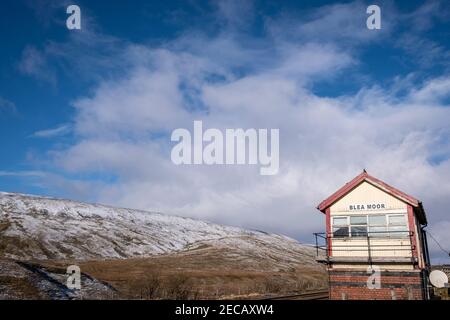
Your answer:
349,215 -> 368,237
368,214 -> 388,237
331,216 -> 350,238
386,214 -> 409,237
331,213 -> 409,238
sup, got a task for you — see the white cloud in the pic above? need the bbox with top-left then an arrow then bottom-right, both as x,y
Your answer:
0,170 -> 45,177
408,77 -> 450,104
18,46 -> 56,85
214,0 -> 255,29
27,1 -> 450,262
54,52 -> 450,247
265,1 -> 393,45
32,124 -> 72,138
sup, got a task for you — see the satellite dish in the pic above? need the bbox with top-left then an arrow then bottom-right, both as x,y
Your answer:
429,270 -> 449,288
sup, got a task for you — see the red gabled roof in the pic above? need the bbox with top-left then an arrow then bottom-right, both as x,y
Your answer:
317,170 -> 427,224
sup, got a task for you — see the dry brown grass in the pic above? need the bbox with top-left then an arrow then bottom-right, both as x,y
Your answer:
0,275 -> 44,299
39,245 -> 328,299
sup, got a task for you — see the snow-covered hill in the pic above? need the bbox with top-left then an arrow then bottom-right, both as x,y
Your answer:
0,192 -> 314,262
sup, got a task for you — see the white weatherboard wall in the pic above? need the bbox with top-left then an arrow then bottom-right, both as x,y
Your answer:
331,181 -> 407,214
329,182 -> 413,266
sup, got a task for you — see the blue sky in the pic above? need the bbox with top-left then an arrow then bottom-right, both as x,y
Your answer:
1,0 -> 450,262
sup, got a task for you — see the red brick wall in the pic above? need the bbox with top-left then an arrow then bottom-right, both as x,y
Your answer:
329,270 -> 425,300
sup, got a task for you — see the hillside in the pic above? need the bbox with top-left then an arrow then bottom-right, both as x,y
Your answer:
0,191 -> 327,299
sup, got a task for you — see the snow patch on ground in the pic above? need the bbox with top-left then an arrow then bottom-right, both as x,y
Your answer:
0,192 -> 312,261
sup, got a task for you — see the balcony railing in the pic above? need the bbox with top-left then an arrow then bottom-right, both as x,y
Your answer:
313,230 -> 417,265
